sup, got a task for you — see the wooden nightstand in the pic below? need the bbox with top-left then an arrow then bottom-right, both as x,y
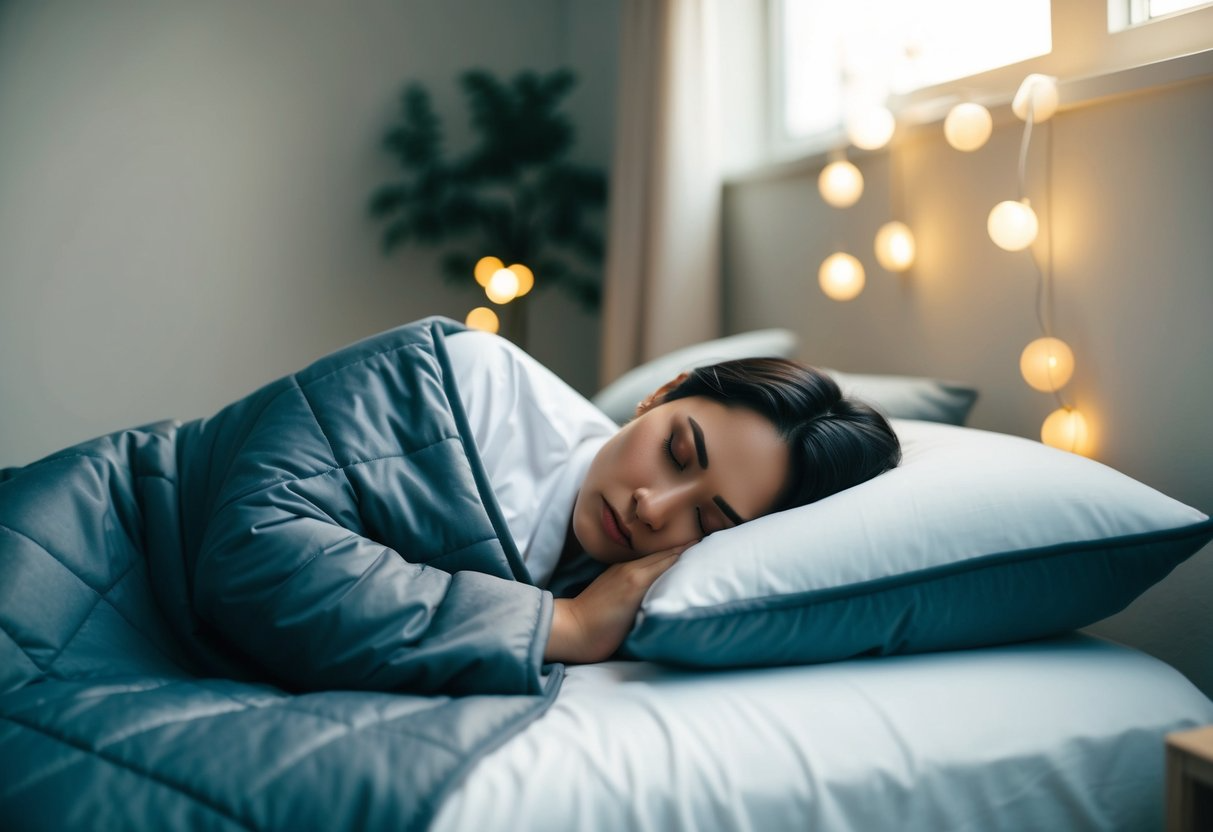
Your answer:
1166,725 -> 1213,832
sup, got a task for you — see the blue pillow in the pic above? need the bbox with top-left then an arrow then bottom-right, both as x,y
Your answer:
591,330 -> 798,424
624,419 -> 1212,667
827,369 -> 978,425
590,330 -> 978,426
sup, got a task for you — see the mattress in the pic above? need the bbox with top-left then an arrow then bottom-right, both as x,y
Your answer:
433,634 -> 1213,831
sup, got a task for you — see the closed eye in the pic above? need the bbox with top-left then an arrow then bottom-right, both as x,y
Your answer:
663,434 -> 686,472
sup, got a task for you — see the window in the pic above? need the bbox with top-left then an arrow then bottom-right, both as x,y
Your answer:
769,0 -> 1213,160
777,0 -> 1051,143
1111,0 -> 1213,30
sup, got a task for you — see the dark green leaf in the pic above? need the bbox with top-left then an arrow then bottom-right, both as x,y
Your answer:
572,227 -> 604,262
367,183 -> 408,218
441,251 -> 477,284
380,218 -> 411,254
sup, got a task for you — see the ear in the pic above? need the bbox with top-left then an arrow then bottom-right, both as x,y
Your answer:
635,372 -> 689,417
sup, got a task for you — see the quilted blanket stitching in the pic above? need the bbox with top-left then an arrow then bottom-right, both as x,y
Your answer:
0,524 -> 181,677
0,711 -> 260,831
181,677 -> 471,759
209,440 -> 456,519
294,336 -> 432,391
195,338 -> 436,506
90,562 -> 192,672
290,373 -> 339,468
0,621 -> 44,677
89,690 -> 249,749
264,699 -> 467,759
240,530 -> 365,625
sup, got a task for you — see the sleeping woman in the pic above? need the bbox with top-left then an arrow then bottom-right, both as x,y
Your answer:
445,325 -> 901,669
0,316 -> 900,696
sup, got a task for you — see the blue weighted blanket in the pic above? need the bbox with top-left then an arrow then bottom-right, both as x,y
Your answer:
0,317 -> 563,830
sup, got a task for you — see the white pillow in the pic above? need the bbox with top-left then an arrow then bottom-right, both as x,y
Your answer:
623,419 -> 1213,667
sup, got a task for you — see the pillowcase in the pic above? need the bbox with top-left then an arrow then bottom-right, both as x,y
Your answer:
623,419 -> 1213,668
827,369 -> 978,425
591,329 -> 799,424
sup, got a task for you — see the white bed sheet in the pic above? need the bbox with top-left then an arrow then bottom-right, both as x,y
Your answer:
433,634 -> 1213,832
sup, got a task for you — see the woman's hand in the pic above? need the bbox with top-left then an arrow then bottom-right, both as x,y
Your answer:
544,544 -> 689,664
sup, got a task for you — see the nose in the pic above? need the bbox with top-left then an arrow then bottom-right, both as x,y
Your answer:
632,485 -> 684,532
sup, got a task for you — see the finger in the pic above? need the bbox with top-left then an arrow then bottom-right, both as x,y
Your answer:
650,539 -> 699,559
628,548 -> 684,580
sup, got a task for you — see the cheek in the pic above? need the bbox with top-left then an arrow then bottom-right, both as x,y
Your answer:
591,427 -> 649,486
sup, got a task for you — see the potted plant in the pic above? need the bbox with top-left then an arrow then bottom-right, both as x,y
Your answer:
368,68 -> 607,344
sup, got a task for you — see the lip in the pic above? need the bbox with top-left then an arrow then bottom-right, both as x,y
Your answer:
601,498 -> 633,550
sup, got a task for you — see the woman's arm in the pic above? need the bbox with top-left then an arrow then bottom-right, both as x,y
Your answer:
544,546 -> 684,663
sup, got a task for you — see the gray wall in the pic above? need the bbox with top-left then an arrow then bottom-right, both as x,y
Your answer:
0,0 -> 618,467
724,74 -> 1213,696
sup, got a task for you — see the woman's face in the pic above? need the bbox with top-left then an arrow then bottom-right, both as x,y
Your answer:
573,394 -> 790,563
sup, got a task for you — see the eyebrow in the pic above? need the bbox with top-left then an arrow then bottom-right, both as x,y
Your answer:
688,416 -> 747,526
714,495 -> 746,526
688,417 -> 709,469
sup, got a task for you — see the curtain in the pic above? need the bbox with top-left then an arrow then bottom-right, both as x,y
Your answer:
599,0 -> 723,386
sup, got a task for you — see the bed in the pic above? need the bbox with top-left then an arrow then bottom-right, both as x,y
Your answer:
2,319 -> 1210,831
435,634 -> 1213,831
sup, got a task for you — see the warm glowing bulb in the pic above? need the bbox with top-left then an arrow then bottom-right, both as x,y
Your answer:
507,263 -> 534,297
874,221 -> 916,272
474,256 -> 504,287
464,306 -> 500,334
988,200 -> 1039,251
1041,407 -> 1090,455
944,103 -> 992,151
846,106 -> 895,150
818,160 -> 864,208
485,268 -> 520,304
1020,337 -> 1075,392
1012,74 -> 1059,123
818,252 -> 865,301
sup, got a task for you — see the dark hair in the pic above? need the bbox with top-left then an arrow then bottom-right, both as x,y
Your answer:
660,358 -> 901,513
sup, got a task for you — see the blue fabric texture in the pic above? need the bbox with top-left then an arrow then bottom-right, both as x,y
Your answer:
0,316 -> 561,831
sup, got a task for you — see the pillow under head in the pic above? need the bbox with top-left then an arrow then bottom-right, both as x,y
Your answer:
623,419 -> 1212,667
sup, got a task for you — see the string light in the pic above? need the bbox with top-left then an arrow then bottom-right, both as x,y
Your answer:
944,103 -> 992,152
1012,74 -> 1059,123
874,221 -> 915,272
1020,337 -> 1074,392
981,73 -> 1090,454
508,263 -> 535,297
846,106 -> 895,151
485,267 -> 520,304
474,256 -> 503,287
819,159 -> 864,208
464,306 -> 500,333
818,252 -> 865,301
874,142 -> 914,273
988,199 -> 1039,251
1041,407 -> 1090,455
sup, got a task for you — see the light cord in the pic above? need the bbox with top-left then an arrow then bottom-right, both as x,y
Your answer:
1020,110 -> 1070,411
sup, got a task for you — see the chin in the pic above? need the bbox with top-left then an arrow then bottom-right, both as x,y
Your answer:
571,501 -> 601,561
